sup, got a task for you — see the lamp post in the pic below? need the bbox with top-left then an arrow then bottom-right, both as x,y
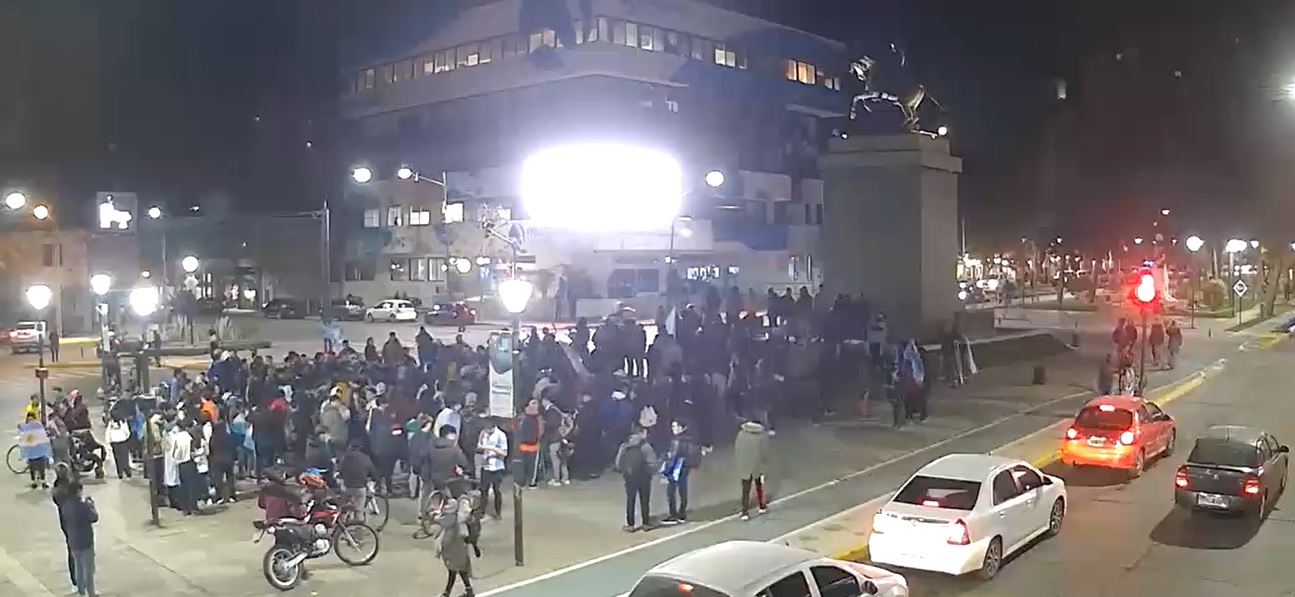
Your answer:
90,274 -> 112,352
26,284 -> 52,424
1185,236 -> 1204,328
665,171 -> 723,315
131,284 -> 161,526
1225,238 -> 1247,320
498,277 -> 534,567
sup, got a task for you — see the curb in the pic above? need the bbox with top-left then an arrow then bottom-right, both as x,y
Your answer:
23,360 -> 210,371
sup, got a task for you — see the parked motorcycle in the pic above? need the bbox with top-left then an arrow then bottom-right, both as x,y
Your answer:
254,494 -> 380,591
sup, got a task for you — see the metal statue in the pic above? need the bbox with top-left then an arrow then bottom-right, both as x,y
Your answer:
846,42 -> 943,136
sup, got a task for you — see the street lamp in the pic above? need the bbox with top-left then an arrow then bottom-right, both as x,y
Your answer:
497,276 -> 533,567
5,191 -> 26,210
396,166 -> 414,181
26,284 -> 52,424
1133,237 -> 1143,245
32,205 -> 49,220
181,255 -> 200,274
704,170 -> 725,188
454,258 -> 472,274
351,167 -> 373,184
1185,236 -> 1204,328
1160,209 -> 1171,216
147,206 -> 162,219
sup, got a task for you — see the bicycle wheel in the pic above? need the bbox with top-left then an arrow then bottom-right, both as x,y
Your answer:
6,445 -> 27,475
418,491 -> 447,538
366,492 -> 390,532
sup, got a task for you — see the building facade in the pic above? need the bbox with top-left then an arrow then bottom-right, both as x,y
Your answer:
338,0 -> 848,308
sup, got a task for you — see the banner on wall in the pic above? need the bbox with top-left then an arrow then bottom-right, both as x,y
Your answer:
487,331 -> 516,418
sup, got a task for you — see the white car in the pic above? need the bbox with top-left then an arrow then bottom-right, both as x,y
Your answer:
628,540 -> 907,597
867,454 -> 1066,580
9,320 -> 47,354
365,299 -> 418,322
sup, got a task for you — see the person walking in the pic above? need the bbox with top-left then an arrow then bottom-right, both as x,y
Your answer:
1166,320 -> 1183,370
660,420 -> 699,525
48,327 -> 60,363
60,481 -> 99,596
436,495 -> 475,597
734,418 -> 769,521
1149,319 -> 1166,369
614,426 -> 657,532
475,418 -> 508,519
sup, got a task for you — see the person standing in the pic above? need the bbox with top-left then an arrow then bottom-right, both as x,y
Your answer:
1166,320 -> 1183,370
660,420 -> 699,525
475,418 -> 508,520
734,419 -> 769,521
48,327 -> 60,363
104,414 -> 133,480
61,481 -> 99,597
436,496 -> 475,597
614,426 -> 656,532
18,414 -> 51,489
1149,319 -> 1166,369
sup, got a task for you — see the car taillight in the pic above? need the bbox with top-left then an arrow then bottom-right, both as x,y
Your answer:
947,519 -> 971,545
1066,427 -> 1079,440
1243,475 -> 1261,495
1118,431 -> 1136,445
1174,466 -> 1189,488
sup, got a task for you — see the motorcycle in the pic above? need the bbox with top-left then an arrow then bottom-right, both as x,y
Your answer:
69,431 -> 105,478
253,493 -> 380,591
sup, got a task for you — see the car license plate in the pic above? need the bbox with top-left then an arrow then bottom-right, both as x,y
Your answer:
1197,493 -> 1227,508
1087,437 -> 1105,446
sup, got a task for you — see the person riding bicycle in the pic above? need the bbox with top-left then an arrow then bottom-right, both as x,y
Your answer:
338,441 -> 379,520
416,424 -> 470,520
62,391 -> 106,479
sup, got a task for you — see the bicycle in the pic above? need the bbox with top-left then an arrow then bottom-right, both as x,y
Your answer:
6,441 -> 28,475
415,477 -> 481,540
339,481 -> 390,532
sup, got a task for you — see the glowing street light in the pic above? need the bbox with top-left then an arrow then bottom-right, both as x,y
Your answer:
129,285 -> 160,317
89,274 -> 112,296
4,191 -> 26,210
147,206 -> 162,219
704,170 -> 725,188
1133,237 -> 1143,245
499,278 -> 534,315
1185,235 -> 1204,253
1250,239 -> 1259,249
26,284 -> 52,311
1224,239 -> 1247,253
351,167 -> 374,184
937,125 -> 950,137
181,255 -> 200,273
396,166 -> 414,181
32,205 -> 49,220
1160,208 -> 1170,216
454,258 -> 472,274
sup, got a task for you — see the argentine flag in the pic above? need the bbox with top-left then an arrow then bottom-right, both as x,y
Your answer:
16,421 -> 51,462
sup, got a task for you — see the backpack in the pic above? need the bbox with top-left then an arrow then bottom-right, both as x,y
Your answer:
617,442 -> 648,477
638,405 -> 658,429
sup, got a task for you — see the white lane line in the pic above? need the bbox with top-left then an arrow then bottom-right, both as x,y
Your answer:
478,388 -> 1094,597
0,543 -> 55,596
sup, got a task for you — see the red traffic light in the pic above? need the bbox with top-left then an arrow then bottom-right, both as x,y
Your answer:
1134,270 -> 1157,304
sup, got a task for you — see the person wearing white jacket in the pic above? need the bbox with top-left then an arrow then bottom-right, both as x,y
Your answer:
104,416 -> 133,479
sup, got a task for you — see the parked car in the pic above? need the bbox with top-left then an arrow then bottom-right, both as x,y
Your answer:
365,299 -> 418,322
627,541 -> 907,597
1060,395 -> 1177,479
868,453 -> 1066,580
1174,425 -> 1288,518
424,300 -> 476,326
262,298 -> 307,319
332,296 -> 366,321
9,321 -> 47,354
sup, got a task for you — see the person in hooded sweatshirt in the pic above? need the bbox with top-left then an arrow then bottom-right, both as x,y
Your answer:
733,418 -> 770,521
61,481 -> 99,597
613,425 -> 657,532
51,462 -> 79,592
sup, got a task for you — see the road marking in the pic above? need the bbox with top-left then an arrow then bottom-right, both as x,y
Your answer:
478,387 -> 1097,596
0,543 -> 55,597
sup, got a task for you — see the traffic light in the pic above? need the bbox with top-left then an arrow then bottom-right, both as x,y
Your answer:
1134,268 -> 1158,305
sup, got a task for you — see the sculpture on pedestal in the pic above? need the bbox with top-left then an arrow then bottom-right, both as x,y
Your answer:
844,42 -> 945,137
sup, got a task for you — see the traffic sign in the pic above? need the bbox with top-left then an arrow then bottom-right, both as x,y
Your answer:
1233,280 -> 1248,297
34,368 -> 48,380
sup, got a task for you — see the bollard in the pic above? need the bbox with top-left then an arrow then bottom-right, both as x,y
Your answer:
1071,331 -> 1080,348
1032,365 -> 1046,385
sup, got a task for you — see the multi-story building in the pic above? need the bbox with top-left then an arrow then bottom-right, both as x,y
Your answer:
338,0 -> 847,311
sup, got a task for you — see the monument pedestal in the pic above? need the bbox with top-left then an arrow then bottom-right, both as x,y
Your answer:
819,134 -> 963,339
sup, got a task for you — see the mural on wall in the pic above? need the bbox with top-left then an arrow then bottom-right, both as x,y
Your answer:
844,41 -> 946,137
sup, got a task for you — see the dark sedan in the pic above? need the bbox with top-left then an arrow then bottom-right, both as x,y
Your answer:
262,298 -> 307,319
424,301 -> 476,326
1174,425 -> 1289,518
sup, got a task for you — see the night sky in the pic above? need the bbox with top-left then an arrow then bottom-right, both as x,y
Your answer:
0,0 -> 1291,249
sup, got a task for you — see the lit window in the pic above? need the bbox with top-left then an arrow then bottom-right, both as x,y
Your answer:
574,20 -> 585,44
387,206 -> 403,227
417,55 -> 433,77
390,259 -> 407,281
824,76 -> 840,91
394,59 -> 412,82
624,22 -> 638,47
434,50 -> 454,73
612,20 -> 626,45
639,25 -> 658,51
529,32 -> 543,52
409,209 -> 432,226
429,258 -> 447,282
784,59 -> 797,81
797,61 -> 815,85
457,43 -> 480,67
481,38 -> 498,63
360,68 -> 376,90
409,258 -> 428,281
542,29 -> 556,48
363,209 -> 381,228
442,202 -> 465,223
714,44 -> 736,67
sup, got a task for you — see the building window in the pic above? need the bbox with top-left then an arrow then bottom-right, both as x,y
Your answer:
624,22 -> 638,47
814,203 -> 824,224
773,201 -> 790,225
434,49 -> 454,73
390,259 -> 407,281
824,76 -> 840,91
428,258 -> 448,282
482,38 -> 500,63
387,205 -> 403,227
664,30 -> 689,56
638,25 -> 661,51
691,38 -> 713,62
41,244 -> 54,267
543,28 -> 557,48
409,257 -> 428,281
409,209 -> 432,226
612,20 -> 627,45
363,209 -> 381,228
344,261 -> 376,281
394,59 -> 412,82
714,43 -> 738,68
442,202 -> 464,223
502,34 -> 524,58
594,17 -> 608,42
359,68 -> 376,90
784,59 -> 797,81
457,43 -> 480,67
786,60 -> 816,85
378,63 -> 395,85
417,54 -> 434,77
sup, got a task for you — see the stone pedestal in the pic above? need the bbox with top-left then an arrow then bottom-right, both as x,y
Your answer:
819,134 -> 963,338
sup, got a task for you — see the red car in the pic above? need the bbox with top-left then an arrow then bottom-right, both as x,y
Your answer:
1060,395 -> 1177,479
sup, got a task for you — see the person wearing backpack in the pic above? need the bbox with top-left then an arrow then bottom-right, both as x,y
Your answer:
613,425 -> 657,532
660,419 -> 699,525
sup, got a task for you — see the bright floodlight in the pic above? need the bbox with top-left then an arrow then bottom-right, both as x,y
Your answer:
25,284 -> 52,310
4,192 -> 26,210
397,166 -> 414,180
1185,235 -> 1204,253
1250,239 -> 1259,249
937,125 -> 949,137
129,286 -> 160,316
498,278 -> 534,315
521,144 -> 683,231
454,258 -> 472,274
147,206 -> 162,219
678,225 -> 693,239
1133,237 -> 1143,245
89,274 -> 112,295
1225,239 -> 1247,253
704,170 -> 725,188
181,255 -> 200,273
351,167 -> 373,184
1160,208 -> 1171,216
32,205 -> 49,220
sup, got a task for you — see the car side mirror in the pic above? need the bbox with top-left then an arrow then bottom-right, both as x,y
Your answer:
861,580 -> 878,595
1042,476 -> 1054,486
1279,445 -> 1290,454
